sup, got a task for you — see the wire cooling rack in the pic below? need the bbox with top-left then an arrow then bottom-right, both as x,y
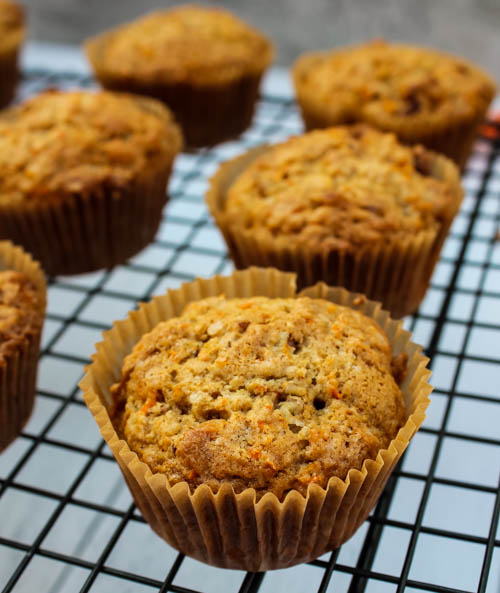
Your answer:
0,66 -> 499,593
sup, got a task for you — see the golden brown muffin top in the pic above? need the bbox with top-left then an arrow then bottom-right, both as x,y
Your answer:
0,270 -> 43,362
0,0 -> 24,53
0,90 -> 182,205
85,5 -> 274,85
223,126 -> 462,251
293,41 -> 496,124
111,295 -> 406,499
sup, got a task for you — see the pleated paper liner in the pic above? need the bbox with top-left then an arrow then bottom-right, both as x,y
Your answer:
86,37 -> 273,148
0,241 -> 46,451
206,144 -> 463,319
81,267 -> 432,571
0,161 -> 174,276
292,53 -> 496,169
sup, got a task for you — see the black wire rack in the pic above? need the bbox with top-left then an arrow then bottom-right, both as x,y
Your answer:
0,67 -> 499,593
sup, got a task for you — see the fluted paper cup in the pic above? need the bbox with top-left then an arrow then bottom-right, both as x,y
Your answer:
81,267 -> 431,570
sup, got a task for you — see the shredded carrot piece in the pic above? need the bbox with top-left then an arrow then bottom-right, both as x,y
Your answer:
330,386 -> 341,399
140,398 -> 156,414
238,302 -> 253,309
283,342 -> 292,359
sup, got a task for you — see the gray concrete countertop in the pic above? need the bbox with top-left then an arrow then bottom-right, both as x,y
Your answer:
20,0 -> 500,80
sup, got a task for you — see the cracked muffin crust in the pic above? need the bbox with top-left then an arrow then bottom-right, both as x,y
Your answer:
111,295 -> 406,500
0,89 -> 182,205
293,40 -> 496,166
223,125 -> 461,252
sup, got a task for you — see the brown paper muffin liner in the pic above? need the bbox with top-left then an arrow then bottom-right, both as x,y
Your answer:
293,57 -> 495,169
0,162 -> 174,276
81,267 -> 432,571
206,145 -> 463,319
0,44 -> 21,110
92,72 -> 265,149
86,35 -> 271,148
0,241 -> 46,451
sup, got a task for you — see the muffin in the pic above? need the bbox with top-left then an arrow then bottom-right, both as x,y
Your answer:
0,89 -> 182,276
207,125 -> 463,318
85,5 -> 274,147
293,40 -> 497,169
111,295 -> 407,499
81,267 -> 432,570
0,0 -> 24,110
0,241 -> 46,451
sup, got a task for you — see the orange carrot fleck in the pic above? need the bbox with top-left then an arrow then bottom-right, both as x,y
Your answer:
140,398 -> 156,414
330,386 -> 341,399
238,302 -> 253,309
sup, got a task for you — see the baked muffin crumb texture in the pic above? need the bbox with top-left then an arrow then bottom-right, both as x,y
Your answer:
0,270 -> 43,361
223,125 -> 461,251
86,5 -> 274,86
0,90 -> 182,205
111,295 -> 406,499
294,40 -> 496,124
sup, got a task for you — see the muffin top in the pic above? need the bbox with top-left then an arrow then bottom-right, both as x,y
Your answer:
85,5 -> 274,85
0,90 -> 182,205
0,0 -> 24,52
111,295 -> 406,499
222,126 -> 462,251
293,41 -> 496,124
0,270 -> 43,361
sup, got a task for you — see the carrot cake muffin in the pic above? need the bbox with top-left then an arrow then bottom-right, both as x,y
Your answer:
0,89 -> 182,275
82,267 -> 432,569
85,5 -> 274,147
0,0 -> 25,109
207,125 -> 463,317
293,40 -> 497,168
111,295 -> 406,499
0,242 -> 46,451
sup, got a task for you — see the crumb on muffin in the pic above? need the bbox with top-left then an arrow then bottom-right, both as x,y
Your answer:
111,295 -> 407,500
223,125 -> 461,252
0,90 -> 182,205
0,270 -> 43,361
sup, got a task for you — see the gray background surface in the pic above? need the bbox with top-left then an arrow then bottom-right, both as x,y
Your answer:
20,0 -> 500,80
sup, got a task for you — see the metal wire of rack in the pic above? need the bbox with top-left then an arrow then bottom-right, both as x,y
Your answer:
0,67 -> 499,593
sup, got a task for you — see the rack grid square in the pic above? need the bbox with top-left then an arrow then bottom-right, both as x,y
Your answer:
0,67 -> 499,593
